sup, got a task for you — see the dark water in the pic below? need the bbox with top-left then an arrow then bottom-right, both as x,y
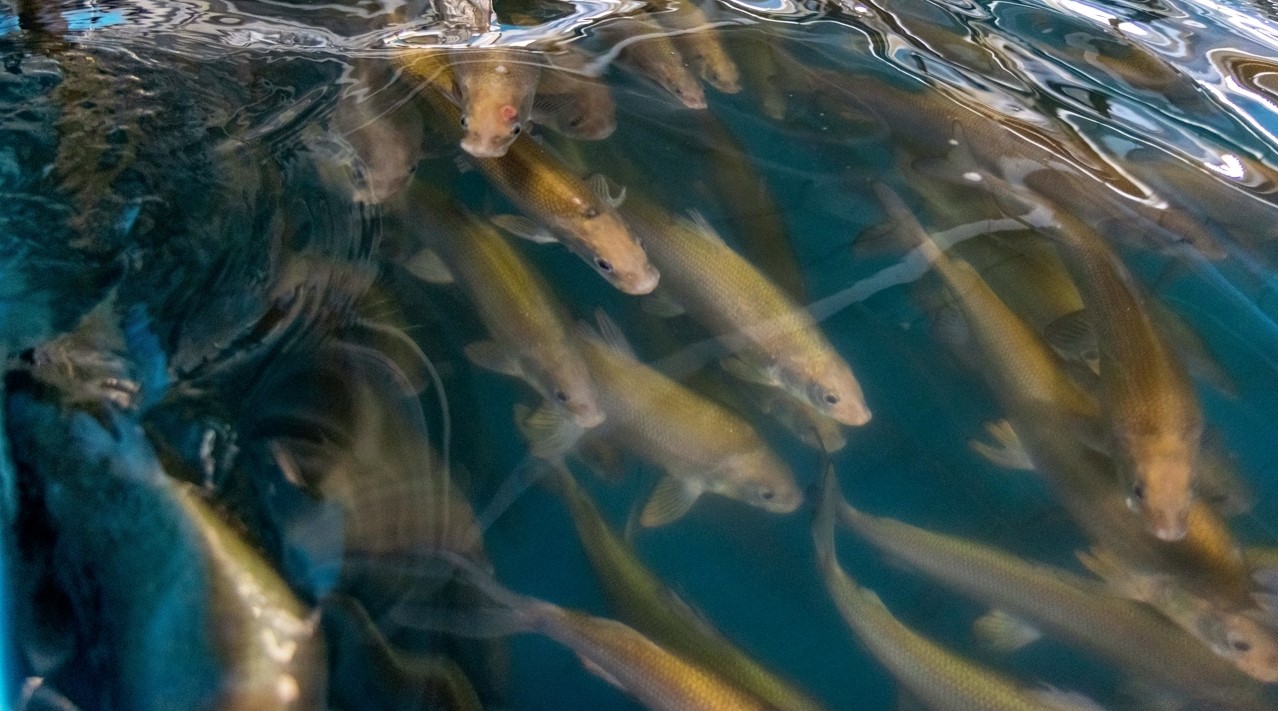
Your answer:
4,0 -> 1278,709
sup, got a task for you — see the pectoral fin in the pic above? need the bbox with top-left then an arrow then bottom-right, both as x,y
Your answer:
1043,310 -> 1099,374
492,215 -> 558,244
720,356 -> 776,386
464,341 -> 522,377
405,248 -> 455,284
972,609 -> 1042,652
514,403 -> 583,460
969,420 -> 1035,471
586,173 -> 626,208
578,654 -> 625,690
640,477 -> 702,527
641,288 -> 686,318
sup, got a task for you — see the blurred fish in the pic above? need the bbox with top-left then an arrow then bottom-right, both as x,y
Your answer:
625,201 -> 870,426
400,187 -> 603,428
604,16 -> 708,109
517,312 -> 801,526
7,394 -> 326,710
544,466 -> 829,711
534,59 -> 617,140
813,468 -> 1109,711
650,1 -> 741,94
325,61 -> 424,204
876,185 -> 1275,680
394,555 -> 778,710
731,33 -> 795,121
449,49 -> 542,158
835,493 -> 1273,710
324,595 -> 483,711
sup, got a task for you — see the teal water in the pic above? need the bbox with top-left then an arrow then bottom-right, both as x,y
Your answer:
4,0 -> 1278,709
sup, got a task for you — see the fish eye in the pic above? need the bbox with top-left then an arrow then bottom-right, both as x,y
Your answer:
823,393 -> 840,405
568,116 -> 583,128
511,123 -> 522,136
1131,482 -> 1145,501
554,389 -> 569,403
460,115 -> 469,129
1233,639 -> 1253,652
594,258 -> 613,273
583,207 -> 599,218
759,488 -> 775,501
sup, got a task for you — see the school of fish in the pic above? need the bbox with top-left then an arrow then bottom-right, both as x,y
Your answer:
5,0 -> 1278,708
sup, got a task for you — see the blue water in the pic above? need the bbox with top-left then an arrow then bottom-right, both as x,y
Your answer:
4,0 -> 1278,709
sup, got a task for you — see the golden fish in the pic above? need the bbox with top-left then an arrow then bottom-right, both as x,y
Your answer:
449,48 -> 542,158
517,312 -> 801,527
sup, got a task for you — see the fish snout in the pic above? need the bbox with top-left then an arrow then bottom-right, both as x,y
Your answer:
618,263 -> 660,295
569,401 -> 606,429
831,398 -> 872,427
460,130 -> 517,158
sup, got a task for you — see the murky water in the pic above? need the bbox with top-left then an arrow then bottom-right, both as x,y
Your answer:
4,0 -> 1278,708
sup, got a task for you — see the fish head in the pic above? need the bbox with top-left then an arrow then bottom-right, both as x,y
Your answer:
655,67 -> 707,109
1120,427 -> 1199,541
803,359 -> 871,427
556,98 -> 616,141
720,448 -> 802,514
1210,612 -> 1278,682
700,57 -> 741,94
539,357 -> 605,429
566,209 -> 660,294
459,101 -> 526,158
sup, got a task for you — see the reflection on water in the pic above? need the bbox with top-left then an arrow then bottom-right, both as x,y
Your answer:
5,0 -> 1278,708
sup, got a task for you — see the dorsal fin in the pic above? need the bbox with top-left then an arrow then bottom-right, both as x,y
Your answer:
679,209 -> 728,247
593,309 -> 637,359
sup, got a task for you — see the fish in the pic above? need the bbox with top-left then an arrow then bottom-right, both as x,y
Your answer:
624,201 -> 870,427
604,16 -> 708,109
394,554 -> 777,711
410,80 -> 658,295
834,494 -> 1273,710
517,311 -> 801,527
1022,169 -> 1204,543
6,394 -> 326,711
813,468 -> 1109,711
650,1 -> 741,94
449,49 -> 542,158
402,188 -> 604,428
876,185 -> 1277,680
327,60 -> 424,204
544,466 -> 829,711
728,32 -> 791,120
534,59 -> 617,140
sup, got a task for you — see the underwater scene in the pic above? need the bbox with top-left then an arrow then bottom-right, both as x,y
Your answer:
6,0 -> 1278,708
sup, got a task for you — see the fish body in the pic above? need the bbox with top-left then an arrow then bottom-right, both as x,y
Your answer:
534,60 -> 617,140
549,468 -> 828,711
651,1 -> 741,93
813,471 -> 1105,711
410,193 -> 603,427
450,49 -> 542,158
1027,173 -> 1204,542
627,202 -> 870,426
8,396 -> 324,711
522,315 -> 801,526
837,501 -> 1271,710
606,17 -> 707,109
327,61 -> 424,204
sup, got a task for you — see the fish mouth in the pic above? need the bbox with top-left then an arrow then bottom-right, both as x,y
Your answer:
459,135 -> 512,159
618,266 -> 660,295
832,402 -> 872,427
572,407 -> 606,429
1148,519 -> 1188,542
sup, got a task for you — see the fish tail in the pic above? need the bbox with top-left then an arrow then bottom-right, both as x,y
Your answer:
389,552 -> 542,639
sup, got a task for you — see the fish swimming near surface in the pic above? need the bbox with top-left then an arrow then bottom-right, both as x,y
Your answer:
517,311 -> 801,527
449,48 -> 542,158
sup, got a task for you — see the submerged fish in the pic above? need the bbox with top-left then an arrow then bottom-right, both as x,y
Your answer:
605,16 -> 708,109
518,312 -> 801,526
625,201 -> 870,426
411,81 -> 658,294
545,466 -> 829,711
814,469 -> 1108,711
401,188 -> 603,428
395,556 -> 777,711
449,49 -> 542,158
650,2 -> 741,94
534,59 -> 617,140
877,186 -> 1275,680
1022,171 -> 1204,543
327,61 -> 424,204
8,395 -> 325,711
835,495 -> 1272,710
